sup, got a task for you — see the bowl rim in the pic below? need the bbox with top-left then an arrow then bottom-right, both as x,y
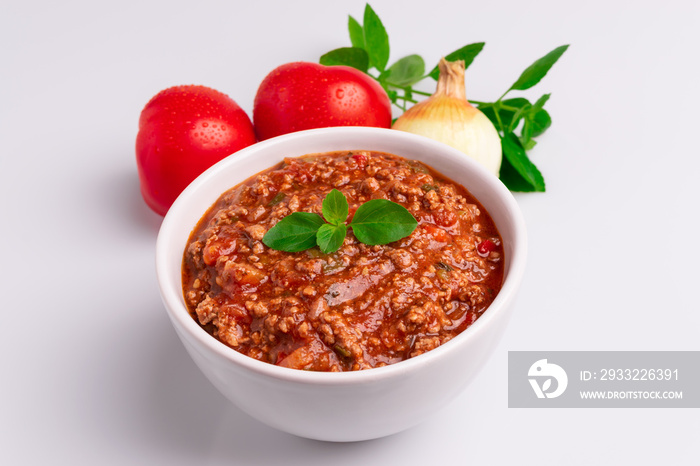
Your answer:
156,126 -> 527,385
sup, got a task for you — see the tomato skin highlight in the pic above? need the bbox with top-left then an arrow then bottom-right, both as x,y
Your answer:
253,62 -> 392,141
477,239 -> 496,256
136,85 -> 256,216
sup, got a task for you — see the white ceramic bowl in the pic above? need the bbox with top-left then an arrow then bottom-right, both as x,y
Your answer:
156,127 -> 527,442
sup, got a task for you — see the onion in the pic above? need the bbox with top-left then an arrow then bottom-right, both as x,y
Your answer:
392,58 -> 502,176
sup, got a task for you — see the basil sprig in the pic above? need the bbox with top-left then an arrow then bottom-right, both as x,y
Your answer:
319,3 -> 568,193
262,189 -> 418,254
350,199 -> 417,245
260,212 -> 325,252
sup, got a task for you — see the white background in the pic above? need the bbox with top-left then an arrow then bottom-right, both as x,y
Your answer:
2,0 -> 699,464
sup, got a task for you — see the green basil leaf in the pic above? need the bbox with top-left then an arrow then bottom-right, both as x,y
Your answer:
320,47 -> 370,72
502,97 -> 531,131
363,4 -> 390,71
385,54 -> 425,87
499,155 -> 537,192
322,189 -> 349,226
522,139 -> 537,151
348,15 -> 365,49
262,212 -> 325,252
317,223 -> 347,254
520,118 -> 534,149
531,93 -> 551,112
500,132 -> 545,192
377,68 -> 392,84
509,44 -> 569,91
479,98 -> 530,132
350,199 -> 417,245
428,42 -> 485,80
519,95 -> 551,147
529,108 -> 552,137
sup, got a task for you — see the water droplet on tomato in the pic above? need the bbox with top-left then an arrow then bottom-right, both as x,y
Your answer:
202,122 -> 209,128
335,89 -> 345,99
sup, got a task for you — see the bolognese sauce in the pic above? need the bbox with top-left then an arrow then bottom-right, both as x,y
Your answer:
182,151 -> 503,371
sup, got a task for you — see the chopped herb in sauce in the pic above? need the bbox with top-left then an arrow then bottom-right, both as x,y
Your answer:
407,160 -> 429,173
333,344 -> 352,358
435,261 -> 454,271
268,192 -> 286,206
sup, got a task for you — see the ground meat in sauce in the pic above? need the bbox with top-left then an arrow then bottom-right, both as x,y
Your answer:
182,151 -> 504,372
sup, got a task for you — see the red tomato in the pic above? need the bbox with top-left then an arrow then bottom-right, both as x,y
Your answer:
136,85 -> 257,216
253,62 -> 392,140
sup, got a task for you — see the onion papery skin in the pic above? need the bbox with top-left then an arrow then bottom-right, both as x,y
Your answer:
393,96 -> 502,177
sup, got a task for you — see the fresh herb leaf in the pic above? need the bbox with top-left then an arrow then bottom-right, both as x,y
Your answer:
316,223 -> 347,254
509,45 -> 569,91
348,15 -> 365,49
479,97 -> 531,133
264,190 -> 417,253
529,108 -> 552,137
350,199 -> 418,245
320,47 -> 369,72
262,212 -> 325,252
363,4 -> 390,71
322,189 -> 349,226
520,106 -> 552,150
521,138 -> 537,151
503,97 -> 533,131
386,54 -> 425,87
376,68 -> 394,93
428,42 -> 485,80
520,117 -> 535,151
500,155 -> 538,192
531,93 -> 551,112
500,132 -> 545,192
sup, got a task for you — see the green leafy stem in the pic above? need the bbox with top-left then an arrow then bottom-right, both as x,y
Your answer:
319,3 -> 569,193
262,189 -> 418,254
